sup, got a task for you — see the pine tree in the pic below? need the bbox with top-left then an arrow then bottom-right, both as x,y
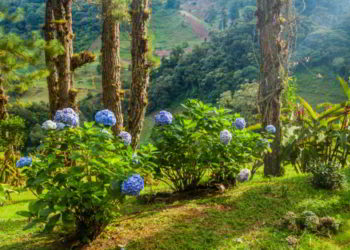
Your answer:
128,0 -> 152,149
256,0 -> 290,176
0,9 -> 48,121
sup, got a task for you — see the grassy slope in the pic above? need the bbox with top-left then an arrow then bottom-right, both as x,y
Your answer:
1,168 -> 350,249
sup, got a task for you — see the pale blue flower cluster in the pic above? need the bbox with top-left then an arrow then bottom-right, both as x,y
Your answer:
16,157 -> 32,168
121,174 -> 144,196
56,122 -> 66,130
234,118 -> 246,130
95,109 -> 116,126
220,129 -> 232,145
266,125 -> 276,133
155,110 -> 173,125
237,168 -> 251,182
119,131 -> 132,146
42,120 -> 57,130
54,108 -> 79,127
132,153 -> 140,164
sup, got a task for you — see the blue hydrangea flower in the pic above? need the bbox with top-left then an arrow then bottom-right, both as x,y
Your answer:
234,118 -> 246,130
220,130 -> 232,145
266,125 -> 276,134
42,120 -> 57,130
121,174 -> 144,196
16,157 -> 32,168
54,108 -> 79,127
237,168 -> 251,182
95,109 -> 116,126
119,131 -> 132,146
56,122 -> 66,130
132,153 -> 140,164
155,110 -> 173,125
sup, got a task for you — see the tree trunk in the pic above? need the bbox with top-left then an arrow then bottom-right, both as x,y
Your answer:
44,0 -> 59,119
0,79 -> 8,121
53,0 -> 72,109
101,0 -> 123,135
256,0 -> 289,176
128,0 -> 151,149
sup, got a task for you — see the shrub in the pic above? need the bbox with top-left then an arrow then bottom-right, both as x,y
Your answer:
151,99 -> 268,191
0,115 -> 27,185
308,162 -> 345,190
21,121 -> 155,244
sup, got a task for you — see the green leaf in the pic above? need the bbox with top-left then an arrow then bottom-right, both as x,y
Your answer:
337,76 -> 350,100
16,211 -> 33,218
298,96 -> 318,121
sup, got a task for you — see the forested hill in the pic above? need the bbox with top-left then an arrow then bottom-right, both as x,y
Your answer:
1,0 -> 350,109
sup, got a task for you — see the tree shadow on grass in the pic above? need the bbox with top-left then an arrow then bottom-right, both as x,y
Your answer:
106,174 -> 350,250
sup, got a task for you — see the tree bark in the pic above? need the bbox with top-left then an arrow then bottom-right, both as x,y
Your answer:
44,0 -> 59,119
256,0 -> 289,176
101,0 -> 123,135
0,79 -> 8,121
128,0 -> 151,149
53,0 -> 72,109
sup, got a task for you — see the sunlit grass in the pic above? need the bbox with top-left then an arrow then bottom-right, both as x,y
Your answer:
1,167 -> 350,249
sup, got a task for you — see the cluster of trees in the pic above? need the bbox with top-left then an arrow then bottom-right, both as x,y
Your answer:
1,0 -> 100,51
148,23 -> 259,112
1,0 -> 303,177
0,0 -> 152,150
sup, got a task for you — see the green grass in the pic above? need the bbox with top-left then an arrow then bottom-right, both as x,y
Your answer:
1,168 -> 350,249
152,9 -> 203,51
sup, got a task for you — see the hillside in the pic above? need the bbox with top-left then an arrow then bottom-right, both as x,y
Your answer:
2,0 -> 350,109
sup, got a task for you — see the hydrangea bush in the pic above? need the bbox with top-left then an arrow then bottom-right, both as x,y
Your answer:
54,108 -> 79,127
95,109 -> 116,126
151,99 -> 268,191
265,125 -> 276,134
41,120 -> 57,130
220,130 -> 232,145
21,121 -> 156,243
119,131 -> 132,146
155,110 -> 173,125
16,157 -> 32,168
234,118 -> 246,130
237,168 -> 251,182
121,174 -> 144,196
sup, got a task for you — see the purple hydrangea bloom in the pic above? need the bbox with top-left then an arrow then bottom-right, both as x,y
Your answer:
119,131 -> 132,146
155,110 -> 173,125
16,157 -> 32,168
42,120 -> 57,130
266,125 -> 276,134
121,174 -> 144,196
54,108 -> 79,127
237,168 -> 251,182
95,109 -> 116,126
220,129 -> 232,145
234,118 -> 246,130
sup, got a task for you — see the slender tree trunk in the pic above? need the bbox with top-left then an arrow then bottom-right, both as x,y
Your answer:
256,0 -> 289,176
44,0 -> 59,119
0,79 -> 8,121
101,0 -> 123,135
53,0 -> 72,109
128,0 -> 151,149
